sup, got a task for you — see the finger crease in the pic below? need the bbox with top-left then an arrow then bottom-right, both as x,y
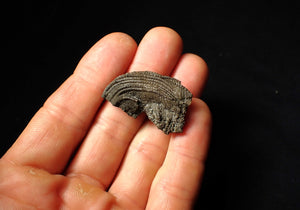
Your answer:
158,178 -> 194,201
66,172 -> 107,190
74,65 -> 106,93
130,141 -> 166,167
95,113 -> 137,143
169,147 -> 206,165
42,102 -> 87,134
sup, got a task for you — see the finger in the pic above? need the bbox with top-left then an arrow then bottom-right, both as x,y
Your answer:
3,33 -> 137,173
146,99 -> 212,210
128,27 -> 183,73
65,27 -> 183,189
108,54 -> 209,209
171,53 -> 209,97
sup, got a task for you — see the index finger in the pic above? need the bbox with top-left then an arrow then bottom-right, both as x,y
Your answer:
3,33 -> 137,173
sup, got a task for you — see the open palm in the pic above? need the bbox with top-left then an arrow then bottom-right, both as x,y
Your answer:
0,27 -> 211,209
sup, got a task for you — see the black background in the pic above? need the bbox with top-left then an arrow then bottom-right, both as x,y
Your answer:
3,1 -> 300,209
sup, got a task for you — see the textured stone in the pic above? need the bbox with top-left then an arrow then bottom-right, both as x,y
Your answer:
102,71 -> 192,134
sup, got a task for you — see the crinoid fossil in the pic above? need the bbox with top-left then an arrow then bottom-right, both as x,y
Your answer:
102,71 -> 193,134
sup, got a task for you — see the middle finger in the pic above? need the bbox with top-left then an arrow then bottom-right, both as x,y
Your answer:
66,27 -> 183,189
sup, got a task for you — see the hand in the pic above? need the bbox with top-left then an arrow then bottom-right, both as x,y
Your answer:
0,27 -> 211,209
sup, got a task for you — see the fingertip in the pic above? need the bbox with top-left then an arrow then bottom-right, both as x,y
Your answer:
184,98 -> 212,137
77,32 -> 137,76
189,53 -> 209,83
145,26 -> 183,43
128,26 -> 183,74
101,32 -> 137,49
172,53 -> 209,97
172,98 -> 212,159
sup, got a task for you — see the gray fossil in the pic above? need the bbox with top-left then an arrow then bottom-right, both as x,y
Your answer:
102,71 -> 193,134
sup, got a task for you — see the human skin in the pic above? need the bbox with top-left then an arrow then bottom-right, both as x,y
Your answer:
0,27 -> 211,209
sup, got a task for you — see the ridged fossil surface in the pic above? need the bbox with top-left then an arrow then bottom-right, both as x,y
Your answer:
102,71 -> 193,134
